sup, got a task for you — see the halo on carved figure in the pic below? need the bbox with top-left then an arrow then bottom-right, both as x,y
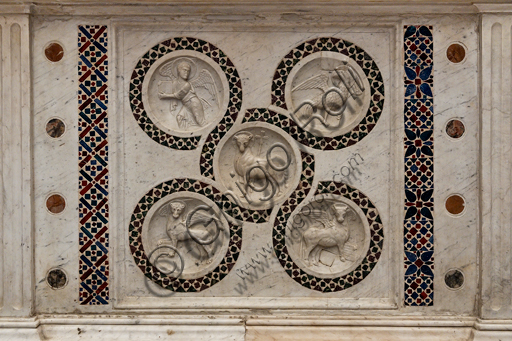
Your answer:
285,194 -> 371,279
129,178 -> 242,292
141,192 -> 230,279
270,37 -> 385,150
285,52 -> 371,138
169,57 -> 197,79
130,37 -> 242,150
213,122 -> 302,211
273,181 -> 384,292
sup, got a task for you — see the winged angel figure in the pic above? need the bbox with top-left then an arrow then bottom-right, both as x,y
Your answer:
158,59 -> 219,129
291,61 -> 365,128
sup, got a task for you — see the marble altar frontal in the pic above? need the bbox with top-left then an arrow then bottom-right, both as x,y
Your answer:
0,1 -> 511,339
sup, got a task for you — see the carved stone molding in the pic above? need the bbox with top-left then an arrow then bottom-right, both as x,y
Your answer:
480,13 -> 512,319
0,14 -> 32,317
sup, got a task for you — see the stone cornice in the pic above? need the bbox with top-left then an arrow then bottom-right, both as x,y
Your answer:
0,1 -> 494,16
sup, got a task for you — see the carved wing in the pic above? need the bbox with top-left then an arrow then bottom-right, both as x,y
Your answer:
187,209 -> 217,228
291,73 -> 329,93
301,208 -> 333,229
159,62 -> 176,80
190,69 -> 219,107
159,203 -> 173,217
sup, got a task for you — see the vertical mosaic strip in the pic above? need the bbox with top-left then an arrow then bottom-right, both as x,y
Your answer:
78,25 -> 109,305
403,25 -> 434,306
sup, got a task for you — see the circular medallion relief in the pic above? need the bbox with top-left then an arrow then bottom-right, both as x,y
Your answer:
143,51 -> 229,137
285,52 -> 371,138
214,123 -> 301,211
141,192 -> 229,279
286,194 -> 370,278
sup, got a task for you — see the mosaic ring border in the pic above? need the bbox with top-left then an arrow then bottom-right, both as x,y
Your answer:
271,37 -> 385,150
129,178 -> 243,292
273,181 -> 384,292
129,37 -> 242,150
201,108 -> 316,224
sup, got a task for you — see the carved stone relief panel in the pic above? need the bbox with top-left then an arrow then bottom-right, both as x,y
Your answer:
143,51 -> 229,136
285,52 -> 370,137
285,194 -> 370,278
141,192 -> 230,280
114,24 -> 396,311
213,123 -> 301,210
26,8 -> 479,322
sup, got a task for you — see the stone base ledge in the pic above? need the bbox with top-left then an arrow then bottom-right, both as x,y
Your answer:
0,316 -> 511,340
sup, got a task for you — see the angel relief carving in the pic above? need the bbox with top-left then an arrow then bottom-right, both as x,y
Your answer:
158,58 -> 219,130
291,61 -> 365,129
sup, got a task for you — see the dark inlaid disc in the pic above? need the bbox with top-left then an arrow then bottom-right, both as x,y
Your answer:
445,269 -> 464,289
447,43 -> 465,63
446,119 -> 465,139
445,195 -> 465,215
47,268 -> 67,289
46,118 -> 65,138
45,42 -> 64,62
46,194 -> 66,214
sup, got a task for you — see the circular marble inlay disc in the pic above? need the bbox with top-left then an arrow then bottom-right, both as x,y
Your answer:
445,194 -> 465,215
45,42 -> 64,62
46,118 -> 66,138
445,269 -> 464,290
447,43 -> 466,64
446,119 -> 465,139
46,268 -> 68,289
46,194 -> 66,214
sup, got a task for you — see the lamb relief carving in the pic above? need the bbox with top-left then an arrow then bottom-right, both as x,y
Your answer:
233,130 -> 290,202
287,195 -> 370,277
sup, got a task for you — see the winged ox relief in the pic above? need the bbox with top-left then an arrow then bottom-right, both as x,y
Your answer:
291,61 -> 366,129
158,58 -> 219,129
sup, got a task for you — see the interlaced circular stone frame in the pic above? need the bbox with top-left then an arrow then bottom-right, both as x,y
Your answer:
273,181 -> 384,292
130,37 -> 242,150
129,179 -> 242,292
272,37 -> 385,150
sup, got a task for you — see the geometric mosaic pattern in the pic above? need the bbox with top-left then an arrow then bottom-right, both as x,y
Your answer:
129,179 -> 242,292
130,37 -> 242,151
404,25 -> 434,306
273,180 -> 384,292
272,37 -> 384,150
78,25 -> 109,305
